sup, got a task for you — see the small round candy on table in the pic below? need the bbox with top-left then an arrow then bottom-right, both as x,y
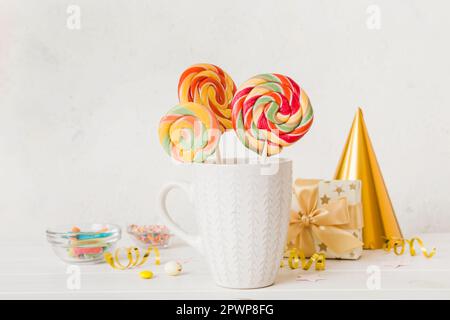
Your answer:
139,270 -> 154,279
164,261 -> 182,276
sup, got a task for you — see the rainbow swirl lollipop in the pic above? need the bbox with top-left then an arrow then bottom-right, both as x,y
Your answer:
159,102 -> 221,163
178,64 -> 236,131
231,73 -> 313,156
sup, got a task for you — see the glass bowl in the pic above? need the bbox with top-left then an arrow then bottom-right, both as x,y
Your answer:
127,224 -> 172,248
46,223 -> 121,264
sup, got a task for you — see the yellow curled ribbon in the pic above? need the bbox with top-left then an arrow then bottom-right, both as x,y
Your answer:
280,248 -> 326,271
383,237 -> 436,258
104,246 -> 160,270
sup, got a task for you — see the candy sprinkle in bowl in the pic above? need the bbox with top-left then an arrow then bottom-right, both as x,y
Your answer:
127,224 -> 172,248
46,224 -> 121,264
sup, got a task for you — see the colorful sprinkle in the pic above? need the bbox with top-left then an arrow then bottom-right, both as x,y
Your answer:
128,224 -> 171,247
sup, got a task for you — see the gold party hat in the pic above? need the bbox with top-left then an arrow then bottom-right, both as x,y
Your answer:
334,108 -> 402,249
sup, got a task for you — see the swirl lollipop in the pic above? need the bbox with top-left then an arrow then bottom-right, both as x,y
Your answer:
178,64 -> 236,131
231,73 -> 313,156
158,102 -> 221,163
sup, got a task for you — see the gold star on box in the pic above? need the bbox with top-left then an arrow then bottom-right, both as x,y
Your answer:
320,194 -> 330,205
349,183 -> 356,190
318,243 -> 327,252
334,186 -> 344,195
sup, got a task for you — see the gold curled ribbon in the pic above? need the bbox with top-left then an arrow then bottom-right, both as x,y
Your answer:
104,246 -> 160,270
383,237 -> 436,258
280,248 -> 326,271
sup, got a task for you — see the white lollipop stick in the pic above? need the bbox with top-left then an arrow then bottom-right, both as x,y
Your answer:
261,139 -> 268,164
215,145 -> 222,164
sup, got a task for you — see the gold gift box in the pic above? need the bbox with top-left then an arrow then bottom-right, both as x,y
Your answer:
287,179 -> 364,260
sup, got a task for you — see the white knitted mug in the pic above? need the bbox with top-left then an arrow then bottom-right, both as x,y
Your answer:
158,159 -> 292,289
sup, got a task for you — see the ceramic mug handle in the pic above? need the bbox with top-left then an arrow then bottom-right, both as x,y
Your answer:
158,181 -> 203,254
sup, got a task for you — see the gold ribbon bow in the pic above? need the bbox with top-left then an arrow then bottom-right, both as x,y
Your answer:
287,179 -> 364,257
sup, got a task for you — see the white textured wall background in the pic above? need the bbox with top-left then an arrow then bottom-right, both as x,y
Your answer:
1,0 -> 449,241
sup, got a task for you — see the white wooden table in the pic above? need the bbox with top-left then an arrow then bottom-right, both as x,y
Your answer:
1,233 -> 449,299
